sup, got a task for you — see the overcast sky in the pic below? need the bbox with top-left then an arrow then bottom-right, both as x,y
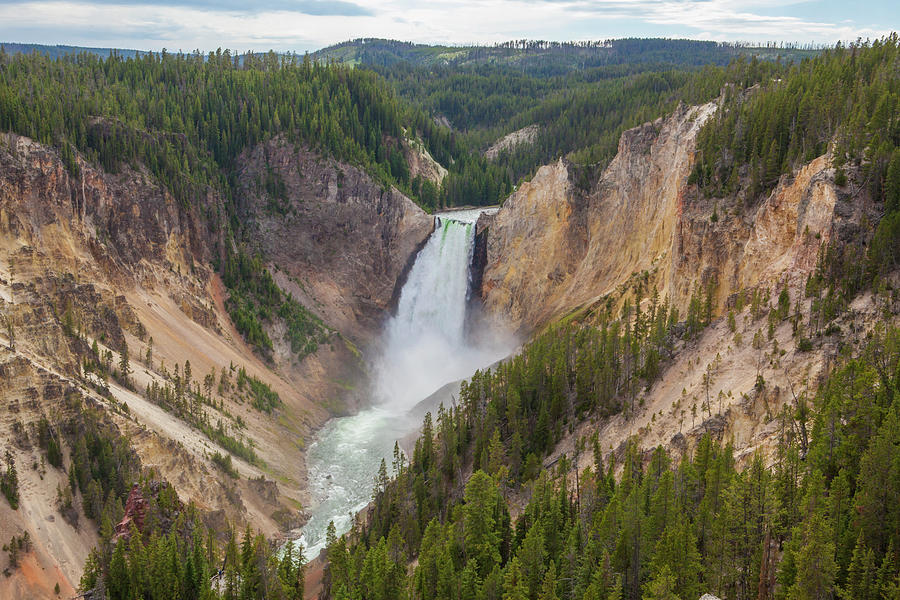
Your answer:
0,0 -> 896,53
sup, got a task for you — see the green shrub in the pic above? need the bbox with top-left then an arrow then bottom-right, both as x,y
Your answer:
210,451 -> 239,478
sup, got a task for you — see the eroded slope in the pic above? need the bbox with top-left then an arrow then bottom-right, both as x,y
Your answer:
0,131 -> 432,597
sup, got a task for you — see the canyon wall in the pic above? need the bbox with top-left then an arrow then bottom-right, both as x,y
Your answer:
481,102 -> 715,331
480,101 -> 882,471
234,136 -> 433,345
481,101 -> 870,334
0,131 -> 431,597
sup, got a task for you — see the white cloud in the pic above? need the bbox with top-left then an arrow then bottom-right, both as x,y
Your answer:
0,0 -> 894,52
636,0 -> 891,43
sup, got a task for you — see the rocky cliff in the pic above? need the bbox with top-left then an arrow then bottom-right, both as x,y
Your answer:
480,100 -> 883,468
481,101 -> 871,333
481,102 -> 716,330
0,131 -> 432,597
234,136 -> 433,345
402,136 -> 448,185
485,124 -> 539,160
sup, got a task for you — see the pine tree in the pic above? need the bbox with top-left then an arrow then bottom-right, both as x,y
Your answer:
184,360 -> 192,391
464,471 -> 503,577
839,535 -> 878,600
517,522 -> 547,598
886,149 -> 900,213
650,514 -> 701,600
3,314 -> 13,351
789,474 -> 837,600
876,544 -> 898,600
1,449 -> 19,509
118,341 -> 130,379
502,557 -> 530,600
487,428 -> 507,482
643,565 -> 682,600
278,540 -> 305,600
538,561 -> 560,600
107,540 -> 130,600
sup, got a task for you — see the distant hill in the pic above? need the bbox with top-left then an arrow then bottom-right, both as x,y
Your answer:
0,42 -> 143,59
313,37 -> 822,76
2,38 -> 822,72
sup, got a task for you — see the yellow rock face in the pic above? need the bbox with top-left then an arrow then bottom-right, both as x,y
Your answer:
482,102 -> 842,334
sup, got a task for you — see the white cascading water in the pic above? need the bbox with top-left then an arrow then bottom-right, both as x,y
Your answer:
376,216 -> 477,411
294,208 -> 508,560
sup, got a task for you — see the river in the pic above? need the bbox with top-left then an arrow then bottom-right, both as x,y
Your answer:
294,207 -> 508,560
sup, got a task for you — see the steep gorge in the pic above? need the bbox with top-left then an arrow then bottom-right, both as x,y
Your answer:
0,88 -> 889,600
478,98 -> 882,467
0,131 -> 432,596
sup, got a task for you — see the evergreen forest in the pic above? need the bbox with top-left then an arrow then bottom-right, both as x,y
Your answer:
1,33 -> 899,600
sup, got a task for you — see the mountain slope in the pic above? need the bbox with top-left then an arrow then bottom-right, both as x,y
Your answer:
0,126 -> 432,595
314,38 -> 819,74
319,38 -> 900,600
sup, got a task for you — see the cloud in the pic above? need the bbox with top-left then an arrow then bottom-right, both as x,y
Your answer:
52,0 -> 374,16
520,0 -> 891,42
0,0 -> 894,53
633,0 -> 891,42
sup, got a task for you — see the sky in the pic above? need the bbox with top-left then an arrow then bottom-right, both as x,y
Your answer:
0,0 -> 897,54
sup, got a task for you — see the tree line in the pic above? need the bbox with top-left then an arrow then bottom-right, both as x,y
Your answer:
322,312 -> 900,600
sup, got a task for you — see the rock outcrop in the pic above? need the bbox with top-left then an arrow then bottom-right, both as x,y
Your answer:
485,124 -> 539,160
235,136 -> 434,343
0,130 -> 435,597
481,101 -> 869,334
114,484 -> 152,540
402,136 -> 448,185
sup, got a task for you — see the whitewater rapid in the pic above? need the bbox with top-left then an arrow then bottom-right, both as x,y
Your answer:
295,207 -> 507,560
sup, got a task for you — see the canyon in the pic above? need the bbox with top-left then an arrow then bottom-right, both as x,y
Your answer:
0,130 -> 433,596
0,94 -> 886,598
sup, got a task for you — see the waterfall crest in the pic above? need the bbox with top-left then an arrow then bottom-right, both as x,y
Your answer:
375,216 -> 481,411
296,208 -> 509,561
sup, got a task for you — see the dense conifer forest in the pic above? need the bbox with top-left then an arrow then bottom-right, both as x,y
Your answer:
318,39 -> 900,600
2,34 -> 899,600
323,304 -> 900,600
0,48 -> 436,206
318,308 -> 900,600
314,38 -> 821,75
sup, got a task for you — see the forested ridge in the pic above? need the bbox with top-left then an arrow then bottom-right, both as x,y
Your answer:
366,51 -> 788,193
0,36 -> 845,215
321,286 -> 900,600
692,36 -> 900,282
0,37 -> 828,213
693,36 -> 900,205
3,34 -> 900,600
316,39 -> 900,600
315,38 -> 821,75
0,47 -> 441,207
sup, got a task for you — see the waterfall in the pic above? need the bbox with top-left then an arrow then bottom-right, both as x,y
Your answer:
295,208 -> 508,561
374,216 -> 479,411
